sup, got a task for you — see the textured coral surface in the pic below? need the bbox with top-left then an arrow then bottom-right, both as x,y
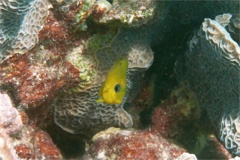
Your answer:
176,14 -> 240,156
0,0 -> 239,159
0,0 -> 50,61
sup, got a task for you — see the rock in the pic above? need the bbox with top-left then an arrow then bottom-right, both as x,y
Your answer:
0,92 -> 62,159
83,127 -> 186,160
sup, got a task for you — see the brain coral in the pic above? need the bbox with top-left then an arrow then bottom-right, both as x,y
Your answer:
54,26 -> 154,135
0,0 -> 49,62
175,13 -> 240,156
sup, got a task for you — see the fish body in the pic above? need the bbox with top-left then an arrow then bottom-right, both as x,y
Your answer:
97,58 -> 128,104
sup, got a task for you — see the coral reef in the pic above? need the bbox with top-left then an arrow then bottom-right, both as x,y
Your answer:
91,0 -> 112,21
0,0 -> 50,62
81,84 -> 232,159
0,47 -> 80,108
150,85 -> 233,159
73,0 -> 96,31
175,13 -> 240,156
53,23 -> 155,136
93,0 -> 165,27
1,0 -> 159,137
151,86 -> 200,138
0,92 -> 62,159
0,0 -> 239,159
54,83 -> 134,135
83,127 -> 186,160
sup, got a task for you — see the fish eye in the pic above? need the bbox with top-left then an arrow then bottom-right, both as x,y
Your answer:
114,84 -> 121,93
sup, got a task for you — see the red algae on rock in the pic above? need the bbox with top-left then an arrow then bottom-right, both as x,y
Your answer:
84,128 -> 185,160
0,49 -> 80,108
150,86 -> 234,158
14,144 -> 33,159
13,129 -> 63,160
0,0 -> 94,109
35,130 -> 62,159
151,86 -> 200,138
39,14 -> 71,44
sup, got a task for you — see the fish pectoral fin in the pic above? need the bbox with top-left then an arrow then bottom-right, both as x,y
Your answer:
115,108 -> 133,128
96,97 -> 104,103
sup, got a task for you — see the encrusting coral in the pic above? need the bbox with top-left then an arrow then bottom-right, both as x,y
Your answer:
0,0 -> 50,62
0,0 -> 240,159
53,26 -> 155,135
52,0 -> 160,137
175,13 -> 240,156
0,0 -> 159,136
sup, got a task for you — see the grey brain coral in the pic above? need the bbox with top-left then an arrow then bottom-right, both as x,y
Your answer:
54,83 -> 134,134
54,27 -> 154,135
175,13 -> 240,156
0,0 -> 49,62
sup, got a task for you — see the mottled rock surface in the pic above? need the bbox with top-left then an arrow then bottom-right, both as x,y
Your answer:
0,92 -> 62,159
83,128 -> 186,160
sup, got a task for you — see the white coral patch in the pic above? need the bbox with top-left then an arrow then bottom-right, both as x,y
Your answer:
97,150 -> 106,159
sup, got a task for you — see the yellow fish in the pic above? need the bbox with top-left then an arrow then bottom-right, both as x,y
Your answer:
96,58 -> 128,104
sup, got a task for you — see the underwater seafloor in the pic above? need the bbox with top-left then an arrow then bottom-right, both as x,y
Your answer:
0,0 -> 239,159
